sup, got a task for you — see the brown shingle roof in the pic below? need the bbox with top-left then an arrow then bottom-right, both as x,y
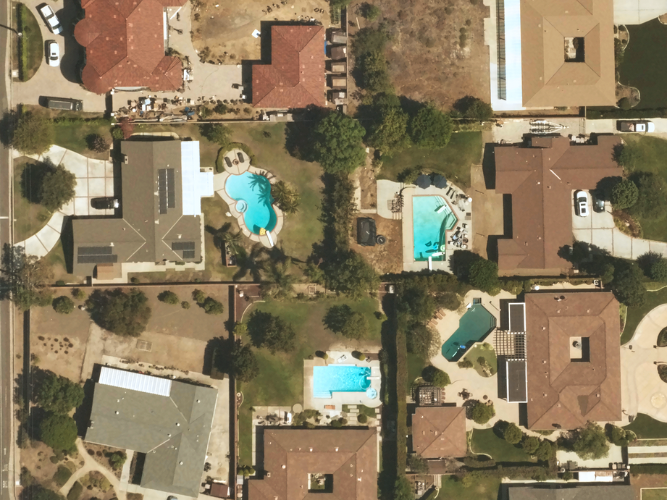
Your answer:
520,0 -> 616,107
252,25 -> 325,108
248,428 -> 377,500
495,135 -> 623,272
525,292 -> 621,430
74,0 -> 186,94
411,407 -> 467,459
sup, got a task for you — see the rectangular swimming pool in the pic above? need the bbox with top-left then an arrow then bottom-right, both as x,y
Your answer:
313,365 -> 371,399
441,304 -> 497,361
412,195 -> 458,261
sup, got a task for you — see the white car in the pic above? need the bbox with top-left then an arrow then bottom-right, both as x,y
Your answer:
39,5 -> 63,34
47,41 -> 60,67
575,190 -> 589,217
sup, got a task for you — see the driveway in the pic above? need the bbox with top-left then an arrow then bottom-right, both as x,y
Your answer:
12,0 -> 106,111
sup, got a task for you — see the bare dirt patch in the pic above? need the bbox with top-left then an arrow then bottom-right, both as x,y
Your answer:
358,165 -> 377,210
349,0 -> 490,109
350,213 -> 403,274
20,441 -> 82,490
190,0 -> 332,63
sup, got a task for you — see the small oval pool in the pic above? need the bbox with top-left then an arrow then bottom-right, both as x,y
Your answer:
225,171 -> 277,234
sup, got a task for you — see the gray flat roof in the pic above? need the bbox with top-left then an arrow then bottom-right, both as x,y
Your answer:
506,360 -> 528,403
509,302 -> 526,332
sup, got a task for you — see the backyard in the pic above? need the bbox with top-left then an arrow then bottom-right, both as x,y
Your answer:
621,287 -> 667,344
462,344 -> 497,377
14,158 -> 52,242
237,296 -> 384,466
435,474 -> 500,500
470,428 -> 536,464
378,132 -> 483,188
619,19 -> 667,110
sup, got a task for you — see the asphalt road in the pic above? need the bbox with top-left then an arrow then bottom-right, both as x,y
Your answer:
0,0 -> 15,498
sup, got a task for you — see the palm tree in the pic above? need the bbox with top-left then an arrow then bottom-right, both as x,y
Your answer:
222,231 -> 243,256
234,244 -> 267,281
271,181 -> 300,214
260,258 -> 298,299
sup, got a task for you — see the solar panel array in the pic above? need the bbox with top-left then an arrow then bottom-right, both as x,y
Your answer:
158,168 -> 176,214
182,250 -> 195,259
77,246 -> 118,264
172,241 -> 195,251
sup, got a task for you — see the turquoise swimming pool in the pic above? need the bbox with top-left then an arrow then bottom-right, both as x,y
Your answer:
413,196 -> 457,261
441,304 -> 497,361
313,365 -> 371,398
225,171 -> 277,234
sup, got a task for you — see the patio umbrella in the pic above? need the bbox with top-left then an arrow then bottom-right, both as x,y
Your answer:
416,174 -> 432,189
433,174 -> 447,189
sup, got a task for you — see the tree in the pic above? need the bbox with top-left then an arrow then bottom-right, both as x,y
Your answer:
330,0 -> 352,8
157,290 -> 179,305
628,172 -> 667,219
247,311 -> 296,353
222,231 -> 243,256
323,251 -> 379,298
535,440 -> 552,461
455,96 -> 493,121
365,94 -> 409,154
36,372 -> 84,413
409,106 -> 453,149
610,261 -> 646,306
397,284 -> 435,322
358,51 -> 393,94
393,475 -> 413,500
312,113 -> 367,174
651,258 -> 667,282
40,413 -> 78,451
607,424 -> 636,446
107,452 -> 126,471
522,436 -> 540,455
407,454 -> 429,474
0,245 -> 53,310
572,422 -> 609,460
12,111 -> 55,155
468,259 -> 499,294
271,181 -> 300,214
52,296 -> 74,315
192,289 -> 207,304
615,143 -> 640,168
31,486 -> 65,500
261,258 -> 297,299
86,288 -> 151,337
40,165 -> 76,212
503,422 -> 523,444
422,365 -> 451,387
200,124 -> 231,146
323,305 -> 369,340
233,322 -> 248,337
304,262 -> 325,285
458,358 -> 474,369
361,2 -> 381,20
471,401 -> 495,424
86,134 -> 110,153
406,323 -> 439,359
609,178 -> 638,209
352,27 -> 389,58
203,297 -> 224,315
71,288 -> 86,301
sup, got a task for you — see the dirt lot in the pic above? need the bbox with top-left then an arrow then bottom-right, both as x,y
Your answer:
350,213 -> 403,274
20,442 -> 82,491
191,0 -> 333,62
349,0 -> 490,109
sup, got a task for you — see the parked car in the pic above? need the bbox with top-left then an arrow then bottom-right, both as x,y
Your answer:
91,197 -> 119,210
575,190 -> 589,217
45,97 -> 83,111
357,217 -> 376,246
591,190 -> 605,213
39,5 -> 63,34
46,40 -> 60,67
618,120 -> 655,133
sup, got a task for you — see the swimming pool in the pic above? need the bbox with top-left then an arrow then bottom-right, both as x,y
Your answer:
313,365 -> 371,398
441,304 -> 497,361
225,171 -> 277,234
413,196 -> 457,261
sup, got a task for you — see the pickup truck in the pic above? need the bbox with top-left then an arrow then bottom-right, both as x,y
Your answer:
618,120 -> 655,133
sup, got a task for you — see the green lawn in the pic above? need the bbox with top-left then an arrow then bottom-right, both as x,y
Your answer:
13,159 -> 51,241
621,287 -> 667,344
643,490 -> 667,500
463,344 -> 497,377
378,132 -> 483,188
624,413 -> 667,439
435,474 -> 501,500
53,119 -> 114,160
407,353 -> 428,392
17,3 -> 42,81
471,428 -> 536,464
238,296 -> 384,466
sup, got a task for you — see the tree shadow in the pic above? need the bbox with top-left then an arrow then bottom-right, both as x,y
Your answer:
0,111 -> 15,147
448,250 -> 483,282
246,310 -> 272,348
637,251 -> 662,277
20,160 -> 53,204
482,143 -> 497,189
595,176 -> 623,200
284,105 -> 328,161
203,335 -> 229,377
73,379 -> 96,437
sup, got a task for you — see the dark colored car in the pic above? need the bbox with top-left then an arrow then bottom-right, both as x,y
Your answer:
591,190 -> 605,213
357,217 -> 376,247
91,197 -> 119,210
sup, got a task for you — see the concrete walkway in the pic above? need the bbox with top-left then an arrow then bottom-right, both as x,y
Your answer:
621,304 -> 667,423
59,438 -> 126,500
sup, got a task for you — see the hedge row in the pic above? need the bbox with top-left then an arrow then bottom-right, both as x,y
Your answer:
396,323 -> 408,474
587,107 -> 667,120
630,464 -> 667,475
17,3 -> 28,81
462,464 -> 557,480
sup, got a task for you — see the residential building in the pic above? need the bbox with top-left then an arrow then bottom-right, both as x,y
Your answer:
494,135 -> 623,274
520,291 -> 622,430
508,484 -> 633,500
85,367 -> 218,498
74,0 -> 187,94
252,25 -> 325,108
411,407 -> 467,459
248,428 -> 378,499
72,140 -> 213,278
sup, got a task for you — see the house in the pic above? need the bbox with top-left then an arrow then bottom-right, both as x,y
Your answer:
248,428 -> 378,499
74,0 -> 186,94
522,291 -> 621,430
411,407 -> 467,459
494,135 -> 623,273
72,141 -> 213,278
492,0 -> 616,109
85,367 -> 218,498
508,484 -> 633,500
252,25 -> 325,108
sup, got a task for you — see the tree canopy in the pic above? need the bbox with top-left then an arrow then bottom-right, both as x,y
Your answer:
522,436 -> 540,455
52,296 -> 74,315
397,284 -> 436,322
12,112 -> 55,155
471,401 -> 495,424
271,181 -> 300,215
503,422 -> 523,444
247,311 -> 296,354
572,422 -> 609,460
455,96 -> 494,121
408,106 -> 453,149
406,323 -> 439,359
628,172 -> 667,219
323,305 -> 369,340
40,413 -> 78,451
651,258 -> 667,282
312,113 -> 367,174
200,124 -> 231,146
468,259 -> 500,294
36,372 -> 84,414
422,365 -> 451,387
357,51 -> 393,95
393,475 -> 413,500
323,250 -> 380,298
40,165 -> 76,212
610,261 -> 646,306
157,291 -> 179,305
609,179 -> 638,209
607,424 -> 636,447
364,94 -> 409,154
86,288 -> 152,337
0,245 -> 53,310
228,340 -> 259,383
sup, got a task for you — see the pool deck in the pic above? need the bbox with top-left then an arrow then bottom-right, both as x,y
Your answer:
375,179 -> 473,273
303,352 -> 382,413
213,148 -> 284,249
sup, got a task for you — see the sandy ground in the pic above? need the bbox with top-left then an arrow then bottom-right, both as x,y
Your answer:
350,214 -> 403,274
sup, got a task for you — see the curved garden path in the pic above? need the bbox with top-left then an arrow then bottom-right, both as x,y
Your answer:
58,439 -> 126,500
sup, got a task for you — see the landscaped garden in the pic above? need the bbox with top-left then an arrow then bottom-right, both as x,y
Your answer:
624,413 -> 667,439
14,158 -> 52,241
16,3 -> 42,81
461,343 -> 497,377
622,286 -> 667,344
470,428 -> 537,464
435,473 -> 501,500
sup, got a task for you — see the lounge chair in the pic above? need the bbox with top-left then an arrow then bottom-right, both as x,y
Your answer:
224,157 -> 233,168
237,152 -> 244,162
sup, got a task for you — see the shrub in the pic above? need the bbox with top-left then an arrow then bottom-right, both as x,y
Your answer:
157,290 -> 179,304
192,289 -> 206,304
181,301 -> 190,309
629,172 -> 667,219
53,466 -> 72,487
87,134 -> 110,153
407,454 -> 429,474
12,111 -> 55,155
422,365 -> 451,387
67,482 -> 83,500
409,106 -> 453,149
618,97 -> 632,110
607,424 -> 636,446
203,297 -> 224,315
86,288 -> 151,337
535,440 -> 552,461
651,259 -> 667,282
610,178 -> 638,209
572,421 -> 609,460
458,358 -> 473,369
71,288 -> 86,300
357,413 -> 368,424
361,3 -> 380,20
53,296 -> 74,314
563,470 -> 573,481
503,422 -> 523,444
200,124 -> 231,146
471,401 -> 495,424
522,436 -> 540,455
107,451 -> 126,471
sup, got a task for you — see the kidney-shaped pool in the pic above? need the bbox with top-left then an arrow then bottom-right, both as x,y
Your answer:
225,171 -> 277,234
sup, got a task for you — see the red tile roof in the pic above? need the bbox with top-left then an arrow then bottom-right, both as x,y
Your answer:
74,0 -> 186,94
412,407 -> 467,459
252,25 -> 325,108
